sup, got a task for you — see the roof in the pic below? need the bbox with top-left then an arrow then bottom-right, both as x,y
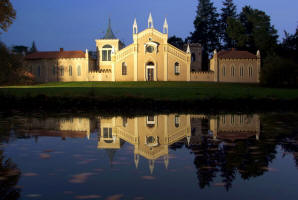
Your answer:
217,49 -> 257,59
103,18 -> 117,39
25,50 -> 86,60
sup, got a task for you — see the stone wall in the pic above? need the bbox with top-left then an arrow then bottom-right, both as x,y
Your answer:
190,71 -> 215,82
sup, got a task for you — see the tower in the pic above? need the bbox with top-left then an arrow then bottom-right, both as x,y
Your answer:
163,18 -> 168,34
133,18 -> 138,34
184,43 -> 202,72
148,12 -> 154,28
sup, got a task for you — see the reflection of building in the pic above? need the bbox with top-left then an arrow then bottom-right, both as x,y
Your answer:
21,117 -> 93,139
209,114 -> 260,141
98,115 -> 191,173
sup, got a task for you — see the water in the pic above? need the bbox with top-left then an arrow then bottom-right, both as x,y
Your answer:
0,112 -> 298,200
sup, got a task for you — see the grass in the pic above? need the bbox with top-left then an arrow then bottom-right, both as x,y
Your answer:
1,82 -> 298,101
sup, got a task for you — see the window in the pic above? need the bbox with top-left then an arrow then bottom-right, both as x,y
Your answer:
103,128 -> 112,138
240,65 -> 244,77
147,136 -> 155,144
122,117 -> 128,127
222,115 -> 226,124
122,62 -> 127,75
60,66 -> 64,76
231,65 -> 235,77
249,66 -> 253,77
38,66 -> 41,77
175,115 -> 180,128
77,65 -> 81,76
231,115 -> 235,124
146,46 -> 154,53
147,116 -> 155,128
175,62 -> 180,75
69,65 -> 72,76
240,115 -> 244,124
191,53 -> 196,62
52,66 -> 56,75
102,44 -> 112,61
223,66 -> 226,77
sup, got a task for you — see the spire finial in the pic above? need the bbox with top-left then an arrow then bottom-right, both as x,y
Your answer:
133,18 -> 138,34
163,18 -> 168,34
186,43 -> 191,54
103,17 -> 117,39
148,12 -> 154,28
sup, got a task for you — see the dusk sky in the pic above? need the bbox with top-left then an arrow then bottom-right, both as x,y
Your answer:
1,0 -> 297,51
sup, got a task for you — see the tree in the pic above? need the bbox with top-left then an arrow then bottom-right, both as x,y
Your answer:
29,41 -> 37,53
220,0 -> 237,48
12,45 -> 28,55
189,0 -> 221,70
226,17 -> 247,48
168,35 -> 185,50
239,6 -> 278,57
0,0 -> 16,34
278,27 -> 298,60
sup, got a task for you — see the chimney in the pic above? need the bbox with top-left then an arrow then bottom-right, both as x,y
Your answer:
60,48 -> 64,52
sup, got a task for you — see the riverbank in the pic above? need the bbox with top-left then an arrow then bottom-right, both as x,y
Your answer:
0,82 -> 297,113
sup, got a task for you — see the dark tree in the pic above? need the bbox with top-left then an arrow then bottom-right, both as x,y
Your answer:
239,6 -> 278,57
29,41 -> 37,53
168,35 -> 185,50
226,17 -> 247,48
278,27 -> 298,60
0,0 -> 16,34
12,45 -> 28,55
220,0 -> 237,48
189,0 -> 221,70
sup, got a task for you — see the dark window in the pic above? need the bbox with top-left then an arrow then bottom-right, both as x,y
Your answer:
122,62 -> 127,75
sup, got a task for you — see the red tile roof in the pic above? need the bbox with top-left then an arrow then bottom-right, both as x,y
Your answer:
25,50 -> 86,60
217,49 -> 257,59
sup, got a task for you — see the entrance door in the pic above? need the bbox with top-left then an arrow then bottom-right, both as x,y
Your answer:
147,68 -> 154,81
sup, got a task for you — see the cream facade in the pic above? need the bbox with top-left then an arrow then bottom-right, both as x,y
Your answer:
25,14 -> 261,84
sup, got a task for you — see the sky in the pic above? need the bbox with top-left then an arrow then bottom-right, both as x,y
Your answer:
1,0 -> 297,51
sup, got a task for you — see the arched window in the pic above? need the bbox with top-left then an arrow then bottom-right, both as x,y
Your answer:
102,44 -> 112,61
122,117 -> 128,127
240,65 -> 244,77
231,65 -> 235,77
223,66 -> 226,77
249,65 -> 253,77
122,62 -> 127,75
60,66 -> 64,76
77,65 -> 81,76
146,116 -> 155,128
175,62 -> 180,75
69,65 -> 72,76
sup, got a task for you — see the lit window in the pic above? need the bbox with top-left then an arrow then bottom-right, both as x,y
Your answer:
103,128 -> 112,138
175,115 -> 180,128
147,116 -> 155,128
123,117 -> 128,127
122,62 -> 127,75
231,115 -> 235,124
69,65 -> 72,76
231,66 -> 235,77
60,66 -> 64,76
240,65 -> 244,77
77,65 -> 81,76
102,45 -> 112,61
175,62 -> 180,75
249,66 -> 253,77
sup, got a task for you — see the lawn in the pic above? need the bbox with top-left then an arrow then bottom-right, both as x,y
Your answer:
0,82 -> 298,101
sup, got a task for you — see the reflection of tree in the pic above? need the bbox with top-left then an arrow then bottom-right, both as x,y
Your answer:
189,135 -> 277,190
0,150 -> 21,200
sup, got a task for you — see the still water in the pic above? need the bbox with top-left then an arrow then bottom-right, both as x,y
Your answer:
0,112 -> 298,200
